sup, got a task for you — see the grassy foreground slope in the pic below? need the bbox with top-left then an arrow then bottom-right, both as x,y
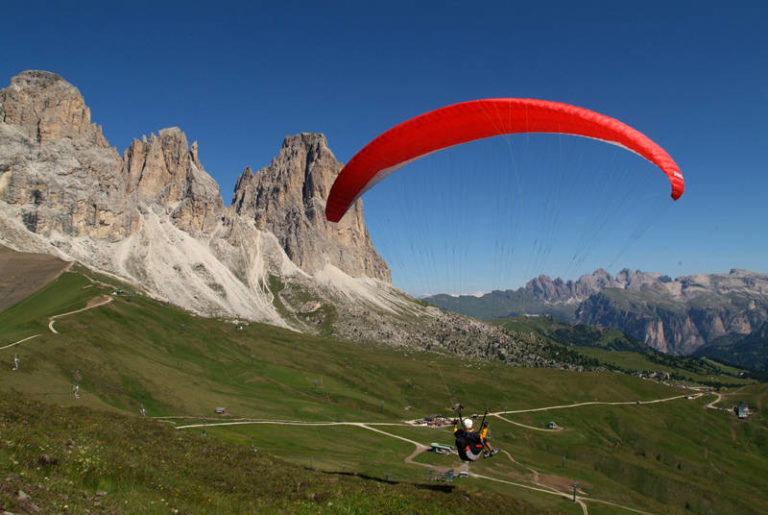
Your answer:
0,393 -> 547,514
1,269 -> 767,514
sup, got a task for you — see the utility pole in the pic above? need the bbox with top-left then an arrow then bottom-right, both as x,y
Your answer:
571,481 -> 580,502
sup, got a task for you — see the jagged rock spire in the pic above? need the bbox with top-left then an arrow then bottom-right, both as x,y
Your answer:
232,132 -> 391,282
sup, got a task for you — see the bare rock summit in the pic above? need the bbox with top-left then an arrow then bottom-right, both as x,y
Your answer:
0,70 -> 109,147
232,132 -> 390,282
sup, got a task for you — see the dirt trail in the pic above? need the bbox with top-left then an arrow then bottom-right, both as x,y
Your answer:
171,392 -> 698,514
492,414 -> 564,432
470,472 -> 590,514
0,334 -> 40,351
48,295 -> 113,334
491,394 -> 692,416
404,394 -> 696,427
499,450 -> 560,494
705,392 -> 724,409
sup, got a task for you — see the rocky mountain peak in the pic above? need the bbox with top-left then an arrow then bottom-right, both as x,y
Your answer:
525,268 -> 627,302
122,126 -> 223,233
0,70 -> 108,147
282,132 -> 328,150
232,132 -> 391,281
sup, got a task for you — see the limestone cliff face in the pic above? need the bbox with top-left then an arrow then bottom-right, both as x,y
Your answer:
0,71 -> 130,241
524,268 -> 667,303
430,266 -> 768,356
0,71 -> 385,281
122,128 -> 223,234
0,70 -> 109,147
231,133 -> 390,282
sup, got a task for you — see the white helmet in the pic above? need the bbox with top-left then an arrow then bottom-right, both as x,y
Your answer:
463,418 -> 473,430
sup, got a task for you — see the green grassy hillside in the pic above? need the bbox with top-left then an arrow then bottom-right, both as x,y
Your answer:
425,290 -> 578,321
1,269 -> 767,514
493,315 -> 751,387
0,393 -> 553,514
492,315 -> 649,352
695,322 -> 768,374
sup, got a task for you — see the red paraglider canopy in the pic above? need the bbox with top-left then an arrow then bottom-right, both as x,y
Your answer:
325,98 -> 684,222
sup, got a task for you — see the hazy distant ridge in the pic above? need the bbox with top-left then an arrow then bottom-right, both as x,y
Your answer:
427,268 -> 768,355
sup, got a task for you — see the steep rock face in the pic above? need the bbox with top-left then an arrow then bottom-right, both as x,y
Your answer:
231,133 -> 390,282
123,128 -> 223,234
524,269 -> 667,303
0,72 -> 131,241
429,267 -> 768,355
0,70 -> 109,147
0,71 -> 281,323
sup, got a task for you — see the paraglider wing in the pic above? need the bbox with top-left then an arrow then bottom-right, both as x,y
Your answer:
325,98 -> 684,222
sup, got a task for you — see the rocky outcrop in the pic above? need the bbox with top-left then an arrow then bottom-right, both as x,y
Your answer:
0,72 -> 131,242
231,133 -> 390,282
0,71 -> 386,283
0,70 -> 386,325
427,268 -> 670,321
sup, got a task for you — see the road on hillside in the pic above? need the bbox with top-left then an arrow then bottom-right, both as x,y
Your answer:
48,295 -> 113,334
0,334 -> 40,351
170,391 -> 712,514
705,392 -> 724,409
1,291 -> 113,357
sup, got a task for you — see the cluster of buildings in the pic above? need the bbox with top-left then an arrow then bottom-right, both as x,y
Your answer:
412,413 -> 454,427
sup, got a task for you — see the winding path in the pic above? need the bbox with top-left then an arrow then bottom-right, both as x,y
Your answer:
48,295 -> 113,334
705,392 -> 724,409
169,392 -> 716,514
2,292 -> 114,354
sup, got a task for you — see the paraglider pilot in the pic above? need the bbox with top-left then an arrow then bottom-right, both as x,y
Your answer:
452,405 -> 499,461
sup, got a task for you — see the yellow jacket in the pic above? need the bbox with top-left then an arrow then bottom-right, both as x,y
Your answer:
453,424 -> 488,440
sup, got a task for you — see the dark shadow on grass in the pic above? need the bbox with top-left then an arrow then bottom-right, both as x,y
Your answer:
310,468 -> 456,493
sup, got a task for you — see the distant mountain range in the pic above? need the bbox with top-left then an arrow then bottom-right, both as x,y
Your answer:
426,269 -> 768,357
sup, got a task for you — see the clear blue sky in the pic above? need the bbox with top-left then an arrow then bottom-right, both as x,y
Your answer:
2,1 -> 767,295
